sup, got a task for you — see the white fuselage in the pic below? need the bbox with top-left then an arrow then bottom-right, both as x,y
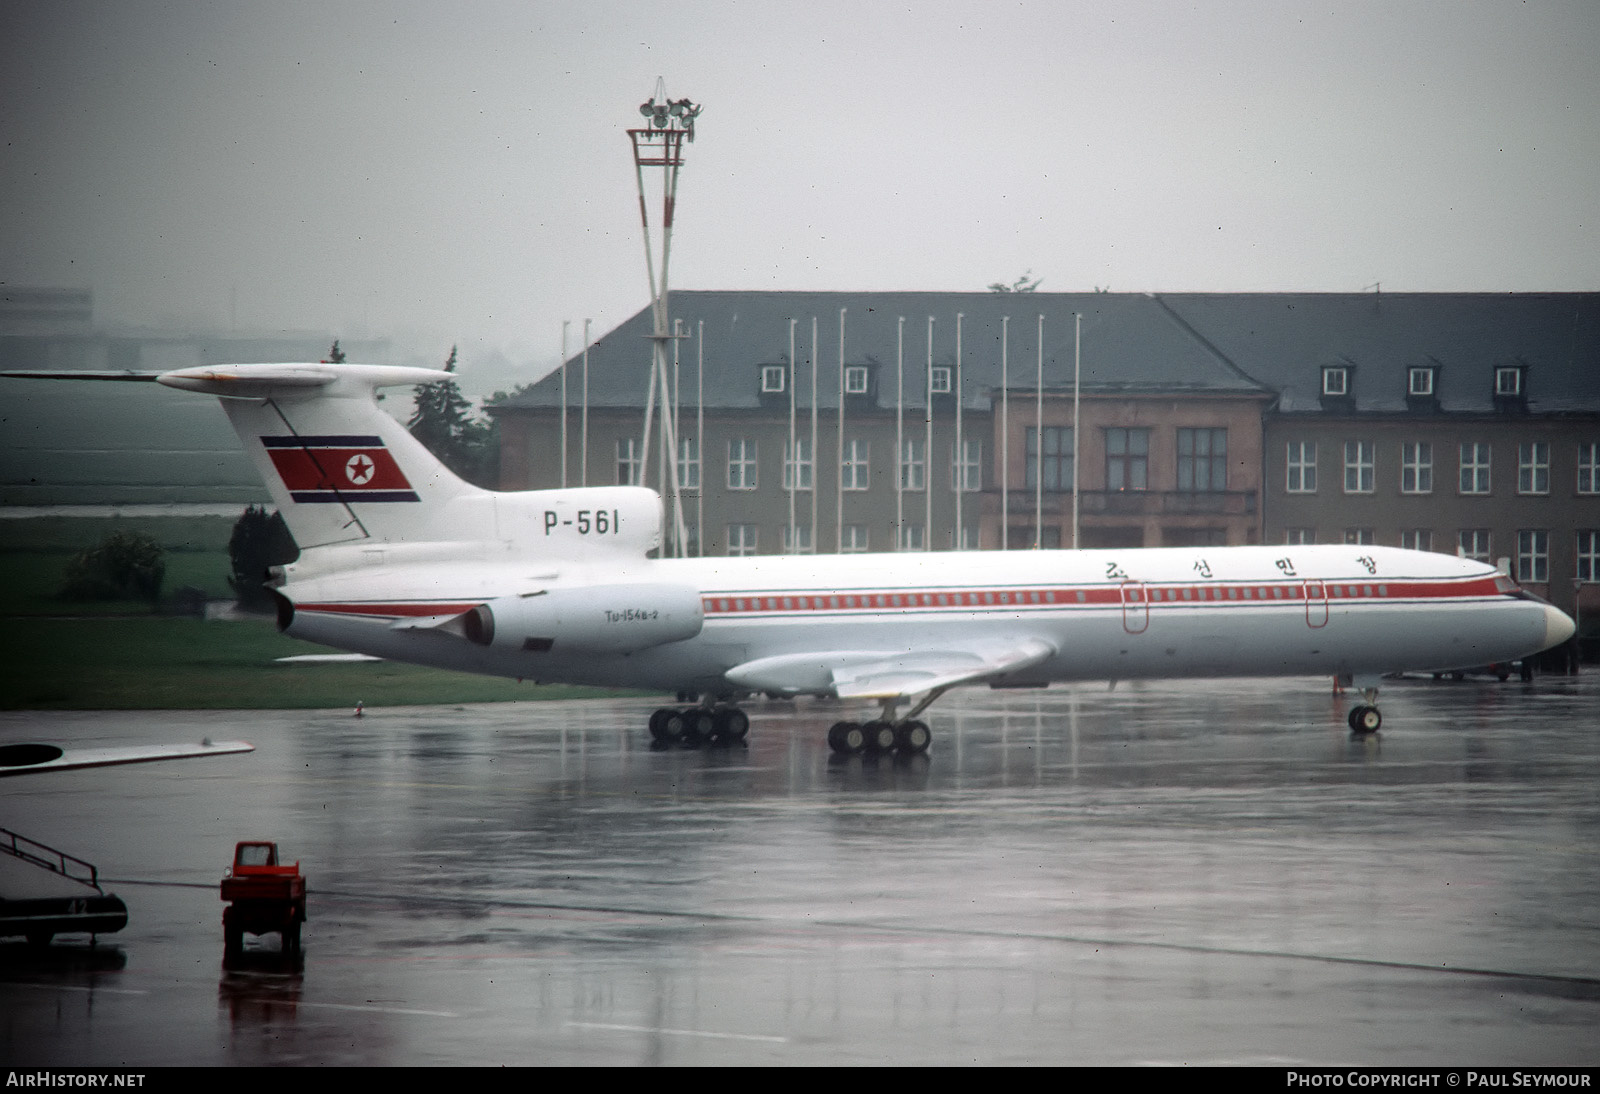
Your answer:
277,543 -> 1567,698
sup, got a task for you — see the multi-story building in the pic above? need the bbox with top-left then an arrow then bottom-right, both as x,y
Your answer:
494,291 -> 1274,556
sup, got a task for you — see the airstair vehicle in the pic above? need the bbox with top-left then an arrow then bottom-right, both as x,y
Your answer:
0,827 -> 128,946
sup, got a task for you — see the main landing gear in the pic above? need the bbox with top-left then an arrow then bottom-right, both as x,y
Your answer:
826,688 -> 946,756
826,718 -> 931,756
648,704 -> 750,747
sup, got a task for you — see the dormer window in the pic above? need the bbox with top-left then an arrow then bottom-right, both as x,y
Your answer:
1408,367 -> 1435,397
761,365 -> 786,394
929,367 -> 952,395
1495,366 -> 1523,397
844,366 -> 869,395
1322,366 -> 1349,397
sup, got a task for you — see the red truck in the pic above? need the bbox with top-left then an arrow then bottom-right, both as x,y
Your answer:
221,841 -> 305,955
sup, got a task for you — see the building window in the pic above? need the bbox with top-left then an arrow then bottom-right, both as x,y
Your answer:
1518,442 -> 1550,495
727,438 -> 757,491
1458,529 -> 1491,563
929,366 -> 951,395
1026,427 -> 1073,491
783,437 -> 813,491
616,438 -> 642,486
1400,529 -> 1433,552
841,525 -> 869,553
900,439 -> 925,491
952,440 -> 981,492
1579,443 -> 1600,495
1401,442 -> 1432,494
1495,366 -> 1523,397
1343,440 -> 1374,494
1517,529 -> 1549,583
1408,367 -> 1435,397
948,526 -> 977,550
726,523 -> 759,556
1177,428 -> 1227,492
1322,366 -> 1349,396
1106,428 -> 1149,491
1345,528 -> 1375,545
761,365 -> 786,394
898,523 -> 924,551
844,366 -> 869,395
1577,530 -> 1600,582
842,439 -> 870,491
782,524 -> 813,554
677,437 -> 700,490
1285,528 -> 1315,545
1286,441 -> 1317,494
1459,443 -> 1491,494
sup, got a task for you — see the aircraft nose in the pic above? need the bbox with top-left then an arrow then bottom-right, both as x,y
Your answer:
1543,604 -> 1577,649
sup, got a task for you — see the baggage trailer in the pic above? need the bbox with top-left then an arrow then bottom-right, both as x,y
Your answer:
221,841 -> 305,954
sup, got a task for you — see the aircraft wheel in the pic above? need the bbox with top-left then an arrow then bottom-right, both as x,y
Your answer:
895,720 -> 932,755
1348,704 -> 1382,734
682,708 -> 716,743
712,707 -> 750,744
650,707 -> 686,743
862,720 -> 897,753
828,721 -> 865,755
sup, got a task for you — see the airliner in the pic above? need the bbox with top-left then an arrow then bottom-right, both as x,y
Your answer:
8,363 -> 1575,753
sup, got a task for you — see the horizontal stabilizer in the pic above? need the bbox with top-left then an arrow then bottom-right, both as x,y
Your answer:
0,740 -> 254,777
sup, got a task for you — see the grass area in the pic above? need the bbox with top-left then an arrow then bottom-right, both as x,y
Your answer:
0,616 -> 632,710
0,516 -> 645,710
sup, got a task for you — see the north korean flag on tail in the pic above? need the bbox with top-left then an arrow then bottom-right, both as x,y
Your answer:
262,435 -> 420,503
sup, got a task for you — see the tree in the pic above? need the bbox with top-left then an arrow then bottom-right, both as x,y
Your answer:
229,506 -> 299,612
987,271 -> 1042,293
60,531 -> 166,604
324,339 -> 347,363
408,345 -> 499,487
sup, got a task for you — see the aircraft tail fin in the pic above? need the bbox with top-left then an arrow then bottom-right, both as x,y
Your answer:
158,364 -> 492,549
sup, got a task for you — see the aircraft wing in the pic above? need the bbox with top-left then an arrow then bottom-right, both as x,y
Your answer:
0,739 -> 254,777
726,637 -> 1055,700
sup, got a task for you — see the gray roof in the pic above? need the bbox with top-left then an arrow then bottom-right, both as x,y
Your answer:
494,290 -> 1600,416
1160,292 -> 1600,414
495,291 -> 1271,413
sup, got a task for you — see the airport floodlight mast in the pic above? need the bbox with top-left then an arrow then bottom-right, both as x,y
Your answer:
628,78 -> 701,557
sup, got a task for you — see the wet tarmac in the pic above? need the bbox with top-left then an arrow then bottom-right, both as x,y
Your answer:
2,675 -> 1598,1066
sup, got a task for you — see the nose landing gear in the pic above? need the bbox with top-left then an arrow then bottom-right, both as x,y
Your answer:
1345,678 -> 1383,734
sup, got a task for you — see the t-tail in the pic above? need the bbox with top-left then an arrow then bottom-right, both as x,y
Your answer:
157,364 -> 488,549
154,363 -> 664,557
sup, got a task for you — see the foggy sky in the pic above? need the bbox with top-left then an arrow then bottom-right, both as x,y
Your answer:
3,0 -> 1597,390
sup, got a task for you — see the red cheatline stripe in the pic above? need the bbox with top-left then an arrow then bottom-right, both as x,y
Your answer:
698,576 -> 1506,616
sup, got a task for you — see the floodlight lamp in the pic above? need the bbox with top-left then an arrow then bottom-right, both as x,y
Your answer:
639,101 -> 655,117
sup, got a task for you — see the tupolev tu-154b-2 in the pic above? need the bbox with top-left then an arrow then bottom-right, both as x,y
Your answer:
8,363 -> 1575,754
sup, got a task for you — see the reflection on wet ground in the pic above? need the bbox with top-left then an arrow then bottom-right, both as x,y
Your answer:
2,675 -> 1598,1065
